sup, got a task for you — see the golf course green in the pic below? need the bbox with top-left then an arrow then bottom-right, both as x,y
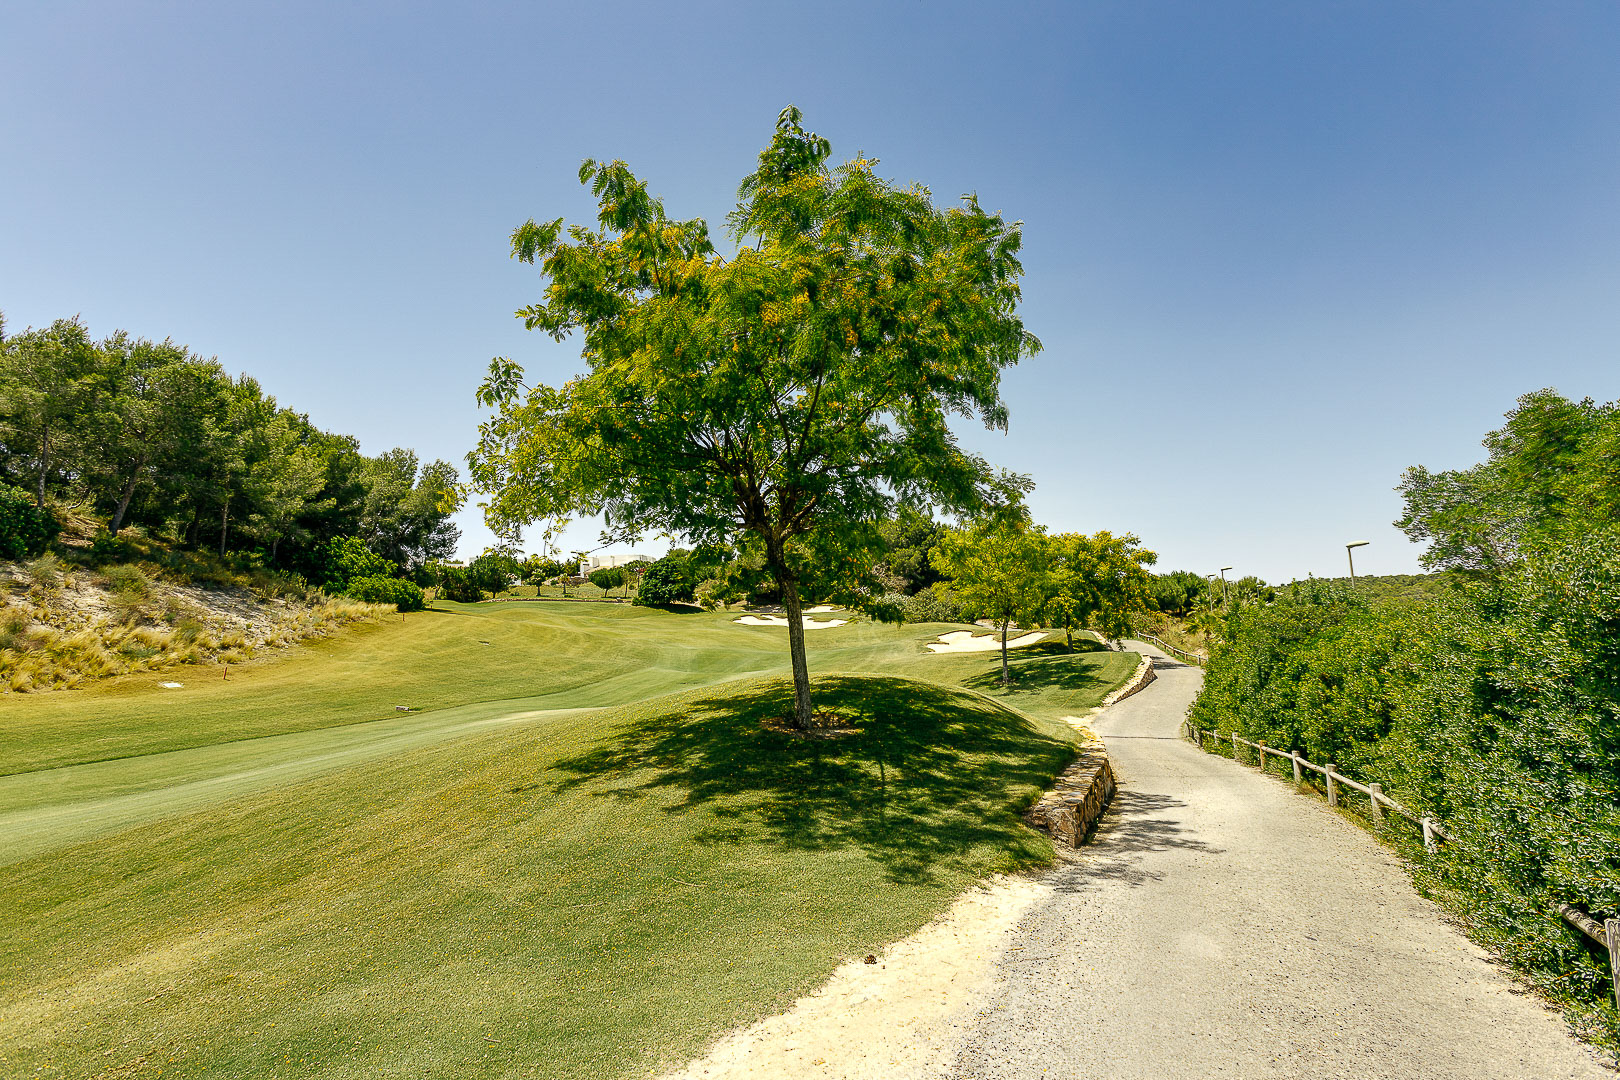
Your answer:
0,600 -> 1137,1079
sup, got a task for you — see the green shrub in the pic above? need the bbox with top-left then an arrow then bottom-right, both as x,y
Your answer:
588,566 -> 626,593
319,537 -> 394,591
1188,544 -> 1620,1046
634,554 -> 697,606
105,564 -> 153,599
88,532 -> 137,565
434,565 -> 485,603
0,487 -> 58,561
345,575 -> 426,612
868,586 -> 963,624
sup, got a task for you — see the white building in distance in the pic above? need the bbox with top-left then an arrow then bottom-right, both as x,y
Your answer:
579,553 -> 652,574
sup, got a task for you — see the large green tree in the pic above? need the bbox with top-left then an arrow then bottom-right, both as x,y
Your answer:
469,107 -> 1038,727
1396,389 -> 1619,578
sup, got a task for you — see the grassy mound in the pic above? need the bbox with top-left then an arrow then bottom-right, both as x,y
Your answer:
1,675 -> 1075,1080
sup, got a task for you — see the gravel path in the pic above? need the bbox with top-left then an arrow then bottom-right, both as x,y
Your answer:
949,643 -> 1613,1080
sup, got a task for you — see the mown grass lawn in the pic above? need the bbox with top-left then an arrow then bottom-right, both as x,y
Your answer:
0,604 -> 1129,776
0,606 -> 1140,1079
4,675 -> 1084,1079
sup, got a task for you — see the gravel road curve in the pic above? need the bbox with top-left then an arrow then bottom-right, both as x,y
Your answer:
949,642 -> 1613,1080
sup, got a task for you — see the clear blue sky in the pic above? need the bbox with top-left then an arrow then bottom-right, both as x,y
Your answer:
4,2 -> 1617,580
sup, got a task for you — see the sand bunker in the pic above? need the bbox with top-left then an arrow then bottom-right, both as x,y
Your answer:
158,682 -> 184,689
925,630 -> 1046,653
657,873 -> 1053,1080
735,614 -> 848,629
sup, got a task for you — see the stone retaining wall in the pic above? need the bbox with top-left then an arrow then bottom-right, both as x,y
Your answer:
1024,742 -> 1116,848
1101,653 -> 1156,707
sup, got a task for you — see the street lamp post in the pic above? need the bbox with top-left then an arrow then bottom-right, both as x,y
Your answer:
1219,566 -> 1233,606
1345,541 -> 1369,584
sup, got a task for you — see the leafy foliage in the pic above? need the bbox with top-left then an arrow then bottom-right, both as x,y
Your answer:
1149,570 -> 1208,617
467,551 -> 520,596
1397,388 -> 1620,578
1190,390 -> 1620,1046
345,575 -> 427,612
1044,531 -> 1156,647
634,552 -> 699,606
0,483 -> 58,559
0,314 -> 461,572
876,509 -> 947,595
318,536 -> 394,591
932,521 -> 1048,686
468,107 -> 1038,725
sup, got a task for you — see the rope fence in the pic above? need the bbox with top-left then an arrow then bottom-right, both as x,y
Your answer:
1184,722 -> 1620,1013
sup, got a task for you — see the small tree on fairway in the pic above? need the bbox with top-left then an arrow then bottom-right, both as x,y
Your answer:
468,107 -> 1038,727
932,522 -> 1049,688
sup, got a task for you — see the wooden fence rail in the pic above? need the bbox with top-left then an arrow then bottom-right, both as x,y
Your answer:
1131,631 -> 1206,666
1185,722 -> 1615,1012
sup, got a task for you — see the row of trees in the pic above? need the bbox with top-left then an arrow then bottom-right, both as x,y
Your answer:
0,314 -> 461,582
1189,389 -> 1620,1043
931,522 -> 1156,686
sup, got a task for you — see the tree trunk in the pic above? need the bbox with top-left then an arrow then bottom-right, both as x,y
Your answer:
1000,616 -> 1012,688
109,455 -> 146,533
1065,623 -> 1074,652
779,573 -> 814,729
36,426 -> 49,506
219,497 -> 230,557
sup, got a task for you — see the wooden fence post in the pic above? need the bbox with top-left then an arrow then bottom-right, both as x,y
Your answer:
1291,751 -> 1302,784
1326,766 -> 1338,807
1256,744 -> 1268,773
1607,919 -> 1620,1015
1369,782 -> 1385,825
1232,733 -> 1240,761
1421,816 -> 1437,853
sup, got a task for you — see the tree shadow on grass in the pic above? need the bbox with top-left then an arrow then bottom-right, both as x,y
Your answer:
960,653 -> 1114,696
549,676 -> 1076,885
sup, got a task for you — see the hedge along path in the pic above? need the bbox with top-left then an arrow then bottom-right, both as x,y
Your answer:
948,641 -> 1612,1080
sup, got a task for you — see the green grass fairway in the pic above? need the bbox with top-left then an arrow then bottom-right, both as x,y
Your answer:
0,602 -> 1038,776
4,677 -> 1081,1079
0,604 -> 1139,1079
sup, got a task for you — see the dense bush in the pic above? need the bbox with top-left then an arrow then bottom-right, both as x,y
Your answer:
635,553 -> 697,606
466,551 -> 519,596
344,575 -> 426,612
320,536 -> 394,590
1188,548 -> 1620,1044
0,485 -> 58,560
434,565 -> 486,603
869,586 -> 963,624
588,566 -> 626,592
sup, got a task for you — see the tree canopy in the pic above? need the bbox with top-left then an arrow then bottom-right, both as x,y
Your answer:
469,107 -> 1038,726
1045,531 -> 1157,647
932,521 -> 1049,687
1397,388 -> 1620,578
0,313 -> 461,580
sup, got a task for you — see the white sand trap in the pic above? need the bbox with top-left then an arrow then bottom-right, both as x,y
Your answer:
805,604 -> 839,613
734,614 -> 848,629
925,630 -> 1046,653
657,873 -> 1052,1080
158,682 -> 183,689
